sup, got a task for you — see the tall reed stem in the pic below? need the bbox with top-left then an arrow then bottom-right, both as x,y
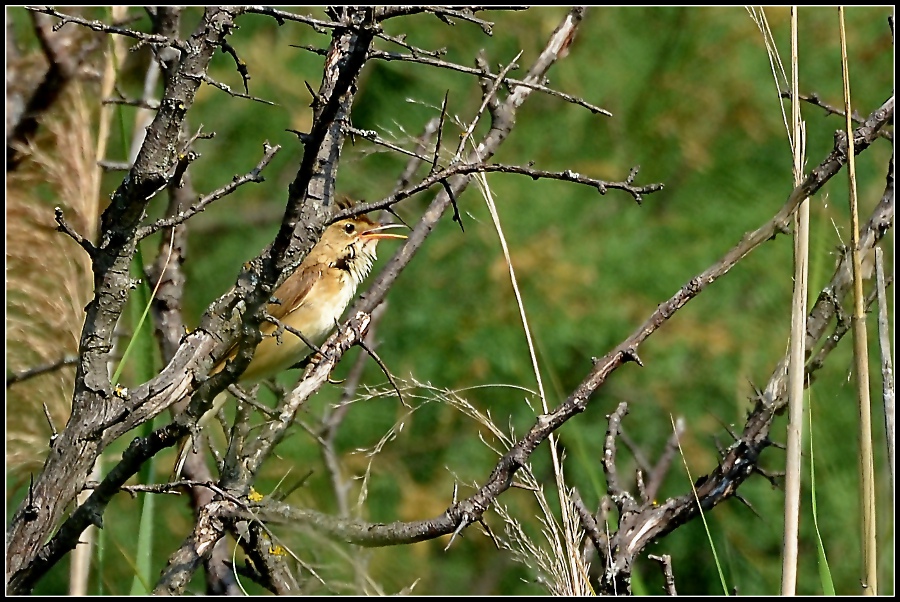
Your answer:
838,6 -> 878,595
781,6 -> 809,595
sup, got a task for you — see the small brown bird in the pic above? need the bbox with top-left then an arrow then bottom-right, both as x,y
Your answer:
225,213 -> 406,382
175,210 -> 406,475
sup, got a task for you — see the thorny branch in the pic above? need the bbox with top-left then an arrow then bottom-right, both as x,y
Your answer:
136,142 -> 282,238
8,6 -> 252,592
781,90 -> 893,141
332,161 -> 661,225
587,99 -> 895,595
7,10 -> 624,591
293,45 -> 613,116
26,6 -> 186,50
239,95 -> 893,584
171,18 -> 888,596
183,71 -> 276,106
5,355 -> 79,388
5,4 -> 892,596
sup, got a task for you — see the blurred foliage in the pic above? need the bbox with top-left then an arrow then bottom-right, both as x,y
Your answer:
7,6 -> 893,596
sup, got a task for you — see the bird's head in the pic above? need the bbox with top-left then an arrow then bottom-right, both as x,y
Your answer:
317,214 -> 407,283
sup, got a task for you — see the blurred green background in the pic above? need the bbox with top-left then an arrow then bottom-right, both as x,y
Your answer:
8,6 -> 894,595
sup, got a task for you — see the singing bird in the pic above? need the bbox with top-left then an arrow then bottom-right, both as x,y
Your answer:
175,210 -> 406,475
227,213 -> 406,382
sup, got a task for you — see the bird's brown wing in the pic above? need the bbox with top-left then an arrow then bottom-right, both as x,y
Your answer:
212,264 -> 324,374
268,263 -> 323,320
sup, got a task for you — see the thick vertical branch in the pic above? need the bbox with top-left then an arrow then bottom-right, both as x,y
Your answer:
222,6 -> 378,487
152,8 -> 380,593
6,8 -> 244,592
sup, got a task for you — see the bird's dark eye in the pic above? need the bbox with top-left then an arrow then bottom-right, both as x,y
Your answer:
343,222 -> 355,234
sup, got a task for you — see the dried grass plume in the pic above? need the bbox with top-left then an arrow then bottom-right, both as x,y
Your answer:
7,84 -> 102,477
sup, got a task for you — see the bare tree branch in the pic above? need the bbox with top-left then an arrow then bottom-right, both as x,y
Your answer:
230,95 -> 893,569
6,355 -> 79,388
6,7 -> 247,590
5,6 -> 891,595
25,6 -> 184,50
136,142 -> 282,238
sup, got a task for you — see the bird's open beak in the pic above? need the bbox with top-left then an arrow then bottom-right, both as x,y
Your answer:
361,223 -> 408,240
